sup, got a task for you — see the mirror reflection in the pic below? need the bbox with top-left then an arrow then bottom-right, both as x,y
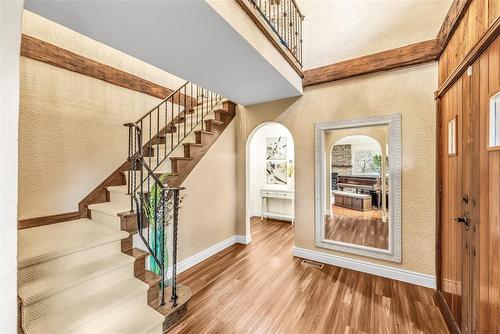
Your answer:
324,125 -> 389,250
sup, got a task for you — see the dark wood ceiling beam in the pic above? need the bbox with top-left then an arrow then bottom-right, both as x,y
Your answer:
20,34 -> 194,104
436,0 -> 473,57
303,39 -> 438,87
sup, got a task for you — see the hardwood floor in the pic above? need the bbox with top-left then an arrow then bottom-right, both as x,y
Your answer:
325,206 -> 388,249
333,205 -> 383,220
171,217 -> 448,334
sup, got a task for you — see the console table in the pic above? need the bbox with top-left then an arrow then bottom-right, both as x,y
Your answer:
260,189 -> 294,223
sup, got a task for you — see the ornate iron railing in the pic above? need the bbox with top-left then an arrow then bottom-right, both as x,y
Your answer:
249,0 -> 304,65
133,81 -> 222,176
124,81 -> 223,307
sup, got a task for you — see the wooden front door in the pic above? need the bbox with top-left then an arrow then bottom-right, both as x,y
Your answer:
439,71 -> 473,333
438,35 -> 500,334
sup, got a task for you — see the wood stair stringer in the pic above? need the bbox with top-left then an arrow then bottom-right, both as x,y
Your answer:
166,101 -> 236,187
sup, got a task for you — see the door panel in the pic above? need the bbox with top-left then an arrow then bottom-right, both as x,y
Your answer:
439,35 -> 500,334
476,37 -> 500,334
440,76 -> 467,330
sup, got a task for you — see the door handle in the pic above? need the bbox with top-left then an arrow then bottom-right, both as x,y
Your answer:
455,215 -> 470,230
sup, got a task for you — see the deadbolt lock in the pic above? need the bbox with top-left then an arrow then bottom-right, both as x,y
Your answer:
455,214 -> 470,230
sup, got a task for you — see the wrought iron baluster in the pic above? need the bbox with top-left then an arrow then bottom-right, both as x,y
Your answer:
160,190 -> 166,306
170,97 -> 174,155
175,96 -> 181,144
183,86 -> 187,138
190,83 -> 194,132
124,81 -> 223,310
156,107 -> 160,168
171,188 -> 179,307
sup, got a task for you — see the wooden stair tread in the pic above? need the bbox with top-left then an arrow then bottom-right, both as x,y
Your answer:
150,285 -> 192,316
138,270 -> 162,287
194,130 -> 214,135
154,171 -> 178,177
170,156 -> 193,161
124,247 -> 149,260
118,210 -> 136,219
205,119 -> 224,125
183,143 -> 203,147
149,284 -> 192,332
213,108 -> 233,114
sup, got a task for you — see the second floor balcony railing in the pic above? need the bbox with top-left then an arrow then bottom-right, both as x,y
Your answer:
248,0 -> 304,66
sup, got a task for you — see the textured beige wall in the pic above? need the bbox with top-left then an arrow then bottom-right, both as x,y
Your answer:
299,0 -> 452,69
19,58 -> 162,219
18,11 -> 183,219
19,10 -> 238,264
236,63 -> 437,276
22,11 -> 185,89
178,121 -> 238,261
19,12 -> 181,219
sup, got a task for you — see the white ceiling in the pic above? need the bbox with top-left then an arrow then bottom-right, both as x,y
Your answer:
24,0 -> 303,105
299,0 -> 453,69
24,0 -> 453,103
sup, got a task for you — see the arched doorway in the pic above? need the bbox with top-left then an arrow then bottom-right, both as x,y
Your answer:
245,122 -> 295,241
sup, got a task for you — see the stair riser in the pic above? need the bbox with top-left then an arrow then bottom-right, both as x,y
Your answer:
214,110 -> 225,122
109,191 -> 132,208
121,236 -> 133,252
134,257 -> 146,277
125,167 -> 172,187
152,133 -> 194,157
222,100 -> 236,114
24,287 -> 147,334
147,284 -> 160,304
71,294 -> 147,334
172,159 -> 196,174
145,114 -> 213,154
183,144 -> 204,158
204,120 -> 224,133
18,241 -> 122,286
195,132 -> 214,145
21,263 -> 134,327
121,214 -> 138,235
90,210 -> 122,230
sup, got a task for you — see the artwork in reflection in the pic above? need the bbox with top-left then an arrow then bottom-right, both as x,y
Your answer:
266,136 -> 287,160
266,161 -> 288,185
324,125 -> 390,250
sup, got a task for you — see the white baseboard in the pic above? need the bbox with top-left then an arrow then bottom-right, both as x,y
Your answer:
236,234 -> 252,245
251,211 -> 294,222
293,247 -> 436,289
165,234 -> 250,278
250,211 -> 261,218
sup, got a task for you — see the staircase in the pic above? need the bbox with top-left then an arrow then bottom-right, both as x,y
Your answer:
17,81 -> 236,333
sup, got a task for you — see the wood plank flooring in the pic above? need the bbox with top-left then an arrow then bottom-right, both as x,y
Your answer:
325,206 -> 388,250
170,217 -> 448,334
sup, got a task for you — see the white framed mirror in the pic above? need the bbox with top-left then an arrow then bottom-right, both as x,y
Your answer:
314,114 -> 401,262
